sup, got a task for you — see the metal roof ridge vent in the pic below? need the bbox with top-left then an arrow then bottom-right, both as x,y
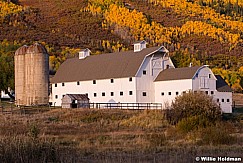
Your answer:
79,48 -> 91,59
133,40 -> 146,52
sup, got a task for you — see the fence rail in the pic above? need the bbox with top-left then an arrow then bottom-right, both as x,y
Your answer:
88,103 -> 163,110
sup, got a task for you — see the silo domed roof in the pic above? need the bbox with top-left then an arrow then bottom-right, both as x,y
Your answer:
15,45 -> 28,56
26,43 -> 47,54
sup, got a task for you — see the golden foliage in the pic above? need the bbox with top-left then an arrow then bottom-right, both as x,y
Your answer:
0,1 -> 24,23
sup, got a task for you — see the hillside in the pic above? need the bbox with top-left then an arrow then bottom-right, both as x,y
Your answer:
1,0 -> 243,55
0,0 -> 123,49
126,0 -> 243,56
1,0 -> 243,91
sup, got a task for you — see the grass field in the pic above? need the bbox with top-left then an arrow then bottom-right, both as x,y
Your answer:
0,107 -> 242,162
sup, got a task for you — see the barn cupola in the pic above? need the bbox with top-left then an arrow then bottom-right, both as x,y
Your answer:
133,40 -> 146,52
79,48 -> 91,59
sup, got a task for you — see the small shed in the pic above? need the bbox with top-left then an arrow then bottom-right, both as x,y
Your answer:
61,94 -> 89,108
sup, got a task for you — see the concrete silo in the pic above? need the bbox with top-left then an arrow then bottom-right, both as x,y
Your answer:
15,45 -> 28,106
15,43 -> 49,106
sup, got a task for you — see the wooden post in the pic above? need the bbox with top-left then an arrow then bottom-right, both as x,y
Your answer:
11,103 -> 13,115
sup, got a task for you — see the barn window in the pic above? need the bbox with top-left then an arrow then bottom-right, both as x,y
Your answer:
62,95 -> 65,98
62,83 -> 65,86
120,92 -> 123,96
77,81 -> 80,85
200,76 -> 209,88
111,79 -> 114,83
94,93 -> 97,97
93,80 -> 96,84
227,99 -> 230,102
129,77 -> 132,82
209,74 -> 211,78
111,92 -> 114,96
102,92 -> 105,96
217,99 -> 219,102
142,92 -> 147,96
211,91 -> 214,95
143,70 -> 146,75
129,91 -> 133,95
222,99 -> 224,102
176,92 -> 179,95
205,91 -> 208,95
55,95 -> 58,99
134,44 -> 140,51
54,84 -> 57,87
168,92 -> 171,95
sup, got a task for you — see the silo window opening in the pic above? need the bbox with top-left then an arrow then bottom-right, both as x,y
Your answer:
55,84 -> 57,87
111,79 -> 114,83
55,95 -> 58,99
129,77 -> 132,82
93,80 -> 96,84
77,81 -> 80,85
62,83 -> 65,86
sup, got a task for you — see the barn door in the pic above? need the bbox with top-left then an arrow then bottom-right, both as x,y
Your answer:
200,76 -> 209,88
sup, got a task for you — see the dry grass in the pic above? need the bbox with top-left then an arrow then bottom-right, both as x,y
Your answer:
0,108 -> 242,162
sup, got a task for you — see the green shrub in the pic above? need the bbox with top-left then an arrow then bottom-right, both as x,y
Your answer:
177,115 -> 212,133
165,91 -> 221,125
146,133 -> 166,147
28,123 -> 40,140
198,124 -> 235,145
48,116 -> 59,122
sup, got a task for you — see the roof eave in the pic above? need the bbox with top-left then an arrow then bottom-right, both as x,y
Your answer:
135,46 -> 163,77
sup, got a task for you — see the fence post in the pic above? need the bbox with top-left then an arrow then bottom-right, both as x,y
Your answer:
11,103 -> 13,115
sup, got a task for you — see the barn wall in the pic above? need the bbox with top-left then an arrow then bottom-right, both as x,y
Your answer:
51,77 -> 136,106
154,79 -> 192,108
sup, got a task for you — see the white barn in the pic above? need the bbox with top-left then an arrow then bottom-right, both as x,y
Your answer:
50,42 -> 232,113
154,66 -> 232,113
